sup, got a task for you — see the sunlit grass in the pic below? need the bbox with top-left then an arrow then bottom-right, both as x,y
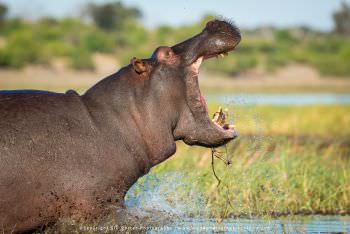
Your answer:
207,104 -> 350,138
152,105 -> 350,217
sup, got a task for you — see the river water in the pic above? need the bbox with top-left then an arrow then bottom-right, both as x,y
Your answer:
167,216 -> 350,233
205,93 -> 350,106
124,172 -> 350,233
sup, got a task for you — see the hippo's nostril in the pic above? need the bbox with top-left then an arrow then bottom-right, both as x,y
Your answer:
206,20 -> 216,28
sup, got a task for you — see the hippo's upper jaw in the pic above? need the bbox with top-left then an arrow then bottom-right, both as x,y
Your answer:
172,20 -> 241,66
172,20 -> 241,148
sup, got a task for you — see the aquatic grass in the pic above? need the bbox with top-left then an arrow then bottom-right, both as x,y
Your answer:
152,137 -> 350,218
224,140 -> 349,217
151,105 -> 350,217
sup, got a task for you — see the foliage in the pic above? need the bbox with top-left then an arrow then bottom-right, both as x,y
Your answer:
0,2 -> 7,22
69,48 -> 95,70
0,17 -> 111,69
333,2 -> 350,36
0,29 -> 43,68
85,1 -> 142,31
0,3 -> 349,76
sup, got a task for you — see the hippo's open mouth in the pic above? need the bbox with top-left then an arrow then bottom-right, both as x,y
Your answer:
171,20 -> 240,147
190,50 -> 237,134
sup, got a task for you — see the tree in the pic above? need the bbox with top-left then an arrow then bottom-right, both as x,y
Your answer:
333,2 -> 350,36
86,1 -> 142,31
0,3 -> 8,23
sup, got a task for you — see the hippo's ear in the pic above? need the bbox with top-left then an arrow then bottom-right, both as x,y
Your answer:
131,57 -> 147,74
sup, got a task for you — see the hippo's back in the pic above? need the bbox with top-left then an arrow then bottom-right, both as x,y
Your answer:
0,90 -> 99,232
0,89 -> 99,177
0,91 -> 89,155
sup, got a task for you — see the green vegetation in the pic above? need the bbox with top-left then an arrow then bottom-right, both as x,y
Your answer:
0,2 -> 349,77
333,2 -> 350,36
85,1 -> 142,31
151,105 -> 350,217
206,30 -> 350,76
0,3 -> 7,23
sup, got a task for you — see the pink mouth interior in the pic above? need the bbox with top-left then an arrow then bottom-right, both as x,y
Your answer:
190,55 -> 236,133
191,56 -> 208,113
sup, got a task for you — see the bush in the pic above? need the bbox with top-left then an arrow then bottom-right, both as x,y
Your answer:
81,30 -> 114,53
338,42 -> 350,60
313,56 -> 350,77
236,55 -> 258,71
265,52 -> 289,72
295,38 -> 350,77
155,26 -> 175,45
274,29 -> 298,44
118,21 -> 148,48
69,49 -> 95,71
42,41 -> 73,58
0,30 -> 42,68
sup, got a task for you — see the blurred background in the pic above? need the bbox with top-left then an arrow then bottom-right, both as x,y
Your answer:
1,0 -> 350,93
0,0 -> 349,222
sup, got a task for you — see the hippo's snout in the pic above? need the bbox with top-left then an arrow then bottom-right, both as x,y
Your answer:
205,19 -> 241,47
172,19 -> 241,65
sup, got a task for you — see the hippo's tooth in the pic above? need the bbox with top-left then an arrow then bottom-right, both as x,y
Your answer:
219,53 -> 225,58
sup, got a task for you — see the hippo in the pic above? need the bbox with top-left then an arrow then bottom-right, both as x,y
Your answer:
0,20 -> 241,233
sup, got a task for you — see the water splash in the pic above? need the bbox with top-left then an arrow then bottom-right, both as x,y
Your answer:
220,94 -> 274,155
123,173 -> 350,233
125,171 -> 208,219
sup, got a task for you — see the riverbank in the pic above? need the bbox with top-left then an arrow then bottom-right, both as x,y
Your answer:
200,64 -> 350,94
1,63 -> 350,94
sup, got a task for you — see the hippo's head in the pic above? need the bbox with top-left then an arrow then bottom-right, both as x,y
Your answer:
127,20 -> 241,149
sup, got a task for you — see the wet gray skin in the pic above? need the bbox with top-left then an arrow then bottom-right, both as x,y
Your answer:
0,20 -> 241,233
